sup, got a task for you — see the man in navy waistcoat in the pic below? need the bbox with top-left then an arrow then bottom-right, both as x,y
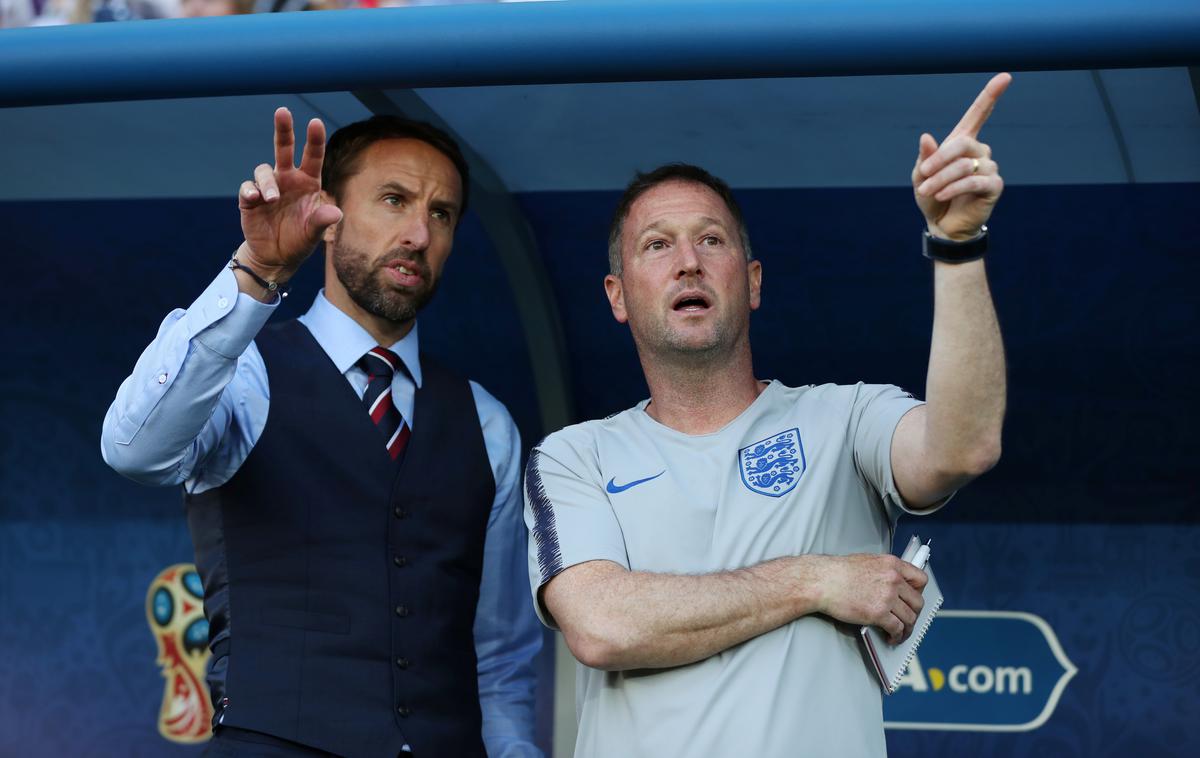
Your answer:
102,109 -> 542,757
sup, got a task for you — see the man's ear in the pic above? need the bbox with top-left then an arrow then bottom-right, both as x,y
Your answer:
604,274 -> 628,324
320,190 -> 339,245
748,260 -> 763,311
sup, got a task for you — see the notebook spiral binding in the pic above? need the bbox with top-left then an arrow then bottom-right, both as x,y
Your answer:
888,594 -> 945,693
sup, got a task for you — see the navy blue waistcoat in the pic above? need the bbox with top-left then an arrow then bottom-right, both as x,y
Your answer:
186,319 -> 494,757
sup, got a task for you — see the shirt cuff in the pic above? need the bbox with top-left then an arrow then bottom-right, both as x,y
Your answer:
190,265 -> 279,359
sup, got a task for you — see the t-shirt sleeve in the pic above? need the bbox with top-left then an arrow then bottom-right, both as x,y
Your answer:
846,382 -> 941,520
523,434 -> 629,629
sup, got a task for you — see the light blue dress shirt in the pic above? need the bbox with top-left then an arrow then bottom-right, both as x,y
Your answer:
101,266 -> 543,758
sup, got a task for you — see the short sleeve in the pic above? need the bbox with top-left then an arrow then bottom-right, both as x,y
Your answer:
523,434 -> 629,629
847,383 -> 928,520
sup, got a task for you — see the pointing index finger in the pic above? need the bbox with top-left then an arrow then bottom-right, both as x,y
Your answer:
948,72 -> 1012,140
274,107 -> 296,171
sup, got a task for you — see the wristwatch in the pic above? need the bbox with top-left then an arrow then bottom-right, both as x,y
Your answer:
922,226 -> 988,263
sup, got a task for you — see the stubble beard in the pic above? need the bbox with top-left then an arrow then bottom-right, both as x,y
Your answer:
330,234 -> 439,325
631,296 -> 742,369
645,318 -> 729,363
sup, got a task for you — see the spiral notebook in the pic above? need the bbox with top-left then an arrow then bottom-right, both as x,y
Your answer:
859,534 -> 944,695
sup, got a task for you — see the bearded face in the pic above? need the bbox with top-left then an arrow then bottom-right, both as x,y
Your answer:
320,138 -> 461,331
330,232 -> 441,324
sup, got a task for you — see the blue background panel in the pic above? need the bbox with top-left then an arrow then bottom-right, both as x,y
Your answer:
885,522 -> 1200,757
1,181 -> 1198,755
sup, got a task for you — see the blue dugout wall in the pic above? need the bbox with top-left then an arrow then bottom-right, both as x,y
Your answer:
2,181 -> 1198,755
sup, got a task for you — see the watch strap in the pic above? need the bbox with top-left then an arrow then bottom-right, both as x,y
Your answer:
922,225 -> 988,263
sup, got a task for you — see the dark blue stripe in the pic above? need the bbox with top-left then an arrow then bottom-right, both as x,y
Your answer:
524,447 -> 563,582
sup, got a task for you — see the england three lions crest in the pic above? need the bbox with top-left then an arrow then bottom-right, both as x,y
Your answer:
739,428 -> 806,497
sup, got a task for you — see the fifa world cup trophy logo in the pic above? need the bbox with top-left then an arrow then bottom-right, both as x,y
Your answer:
146,564 -> 214,744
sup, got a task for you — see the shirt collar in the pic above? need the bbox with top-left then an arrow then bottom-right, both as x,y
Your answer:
298,289 -> 423,388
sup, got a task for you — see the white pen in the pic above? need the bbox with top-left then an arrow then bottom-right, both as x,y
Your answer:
910,539 -> 932,570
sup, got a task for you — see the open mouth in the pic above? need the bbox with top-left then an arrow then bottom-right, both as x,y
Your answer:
385,260 -> 423,287
671,291 -> 712,313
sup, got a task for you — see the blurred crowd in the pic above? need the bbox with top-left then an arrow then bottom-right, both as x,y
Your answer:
0,0 -> 518,27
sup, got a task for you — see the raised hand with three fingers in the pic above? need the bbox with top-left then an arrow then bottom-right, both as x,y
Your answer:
232,107 -> 344,299
913,73 -> 1012,242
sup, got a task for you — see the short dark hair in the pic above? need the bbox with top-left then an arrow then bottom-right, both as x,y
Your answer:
322,115 -> 470,220
607,163 -> 752,275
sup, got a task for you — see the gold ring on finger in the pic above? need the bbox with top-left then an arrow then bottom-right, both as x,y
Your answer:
971,158 -> 981,175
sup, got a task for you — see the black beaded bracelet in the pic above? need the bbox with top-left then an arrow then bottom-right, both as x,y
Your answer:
229,255 -> 289,298
922,226 -> 988,264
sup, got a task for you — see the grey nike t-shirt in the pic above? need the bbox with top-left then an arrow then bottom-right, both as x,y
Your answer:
524,380 -> 937,757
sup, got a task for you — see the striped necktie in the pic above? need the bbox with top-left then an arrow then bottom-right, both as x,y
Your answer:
357,347 -> 411,461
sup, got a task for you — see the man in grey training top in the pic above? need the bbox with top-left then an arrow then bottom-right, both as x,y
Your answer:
524,74 -> 1012,756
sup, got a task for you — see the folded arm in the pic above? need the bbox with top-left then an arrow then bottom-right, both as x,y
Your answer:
542,553 -> 926,672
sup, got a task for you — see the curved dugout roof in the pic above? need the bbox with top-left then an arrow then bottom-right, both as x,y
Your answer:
1,0 -> 1198,103
1,69 -> 1198,200
0,0 -> 1197,195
